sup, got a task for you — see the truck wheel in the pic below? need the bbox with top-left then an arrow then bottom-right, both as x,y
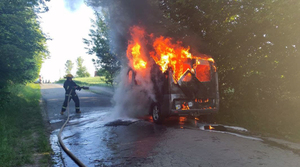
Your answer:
151,103 -> 164,124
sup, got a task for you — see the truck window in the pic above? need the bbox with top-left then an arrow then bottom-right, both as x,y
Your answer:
195,60 -> 211,82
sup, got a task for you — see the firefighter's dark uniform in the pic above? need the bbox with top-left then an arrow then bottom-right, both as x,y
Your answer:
61,79 -> 81,113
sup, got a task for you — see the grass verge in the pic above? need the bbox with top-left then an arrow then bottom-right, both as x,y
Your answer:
56,76 -> 111,87
0,83 -> 52,167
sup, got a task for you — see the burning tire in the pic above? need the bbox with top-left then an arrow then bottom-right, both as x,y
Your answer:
151,102 -> 164,124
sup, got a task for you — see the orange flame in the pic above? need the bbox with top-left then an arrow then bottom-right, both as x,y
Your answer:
181,102 -> 190,110
131,43 -> 147,69
150,36 -> 193,81
127,26 -> 216,82
126,26 -> 148,73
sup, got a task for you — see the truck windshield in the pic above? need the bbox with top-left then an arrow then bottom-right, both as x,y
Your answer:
195,59 -> 211,82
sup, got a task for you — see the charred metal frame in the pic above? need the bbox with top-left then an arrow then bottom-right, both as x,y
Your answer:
157,60 -> 219,118
127,59 -> 219,118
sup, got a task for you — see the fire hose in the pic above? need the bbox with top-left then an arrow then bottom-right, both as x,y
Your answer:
58,86 -> 89,167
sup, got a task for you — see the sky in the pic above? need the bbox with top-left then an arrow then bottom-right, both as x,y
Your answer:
39,0 -> 97,81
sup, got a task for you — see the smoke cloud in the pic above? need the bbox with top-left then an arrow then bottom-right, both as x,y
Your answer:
64,0 -> 84,12
85,0 -> 205,119
86,0 -> 167,55
84,0 -> 169,119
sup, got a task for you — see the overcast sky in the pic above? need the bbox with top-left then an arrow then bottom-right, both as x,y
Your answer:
39,0 -> 97,81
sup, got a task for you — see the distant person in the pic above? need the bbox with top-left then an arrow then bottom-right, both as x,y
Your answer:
61,74 -> 81,115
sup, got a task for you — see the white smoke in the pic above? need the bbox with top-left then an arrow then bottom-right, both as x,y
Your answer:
110,26 -> 158,119
84,0 -> 166,119
111,66 -> 154,119
63,0 -> 84,12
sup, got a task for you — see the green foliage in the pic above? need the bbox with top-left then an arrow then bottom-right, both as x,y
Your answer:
83,11 -> 121,85
85,0 -> 300,140
65,60 -> 74,75
0,0 -> 49,92
161,0 -> 300,139
0,1 -> 50,163
76,56 -> 91,77
0,84 -> 51,167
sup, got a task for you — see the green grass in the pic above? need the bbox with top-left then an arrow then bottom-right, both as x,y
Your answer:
56,76 -> 111,87
0,83 -> 52,167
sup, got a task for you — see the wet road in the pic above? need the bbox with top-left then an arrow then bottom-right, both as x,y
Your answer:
41,84 -> 300,167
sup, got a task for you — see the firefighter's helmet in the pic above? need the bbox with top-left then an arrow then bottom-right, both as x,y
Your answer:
65,74 -> 74,78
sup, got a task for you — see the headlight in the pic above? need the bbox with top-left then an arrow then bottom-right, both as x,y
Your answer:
175,104 -> 181,110
188,101 -> 193,107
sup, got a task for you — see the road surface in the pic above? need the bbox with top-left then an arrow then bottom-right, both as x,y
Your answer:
41,83 -> 300,167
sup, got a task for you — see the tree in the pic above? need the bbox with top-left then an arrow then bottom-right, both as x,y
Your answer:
0,0 -> 49,86
76,56 -> 90,77
83,11 -> 121,85
0,0 -> 49,103
85,0 -> 300,138
65,60 -> 74,75
160,0 -> 300,135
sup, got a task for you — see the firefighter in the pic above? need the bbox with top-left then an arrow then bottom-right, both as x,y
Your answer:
61,74 -> 81,115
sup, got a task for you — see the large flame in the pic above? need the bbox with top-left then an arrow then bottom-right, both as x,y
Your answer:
126,26 -> 148,74
150,36 -> 193,81
126,26 -> 215,82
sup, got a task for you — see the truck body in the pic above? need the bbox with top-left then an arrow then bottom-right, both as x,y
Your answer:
128,57 -> 219,123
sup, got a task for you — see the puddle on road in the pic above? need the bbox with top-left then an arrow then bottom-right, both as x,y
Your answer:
170,116 -> 262,141
49,119 -> 63,124
49,110 -> 263,167
49,109 -> 113,166
223,125 -> 248,132
198,123 -> 262,141
66,110 -> 111,127
49,129 -> 64,167
201,128 -> 263,141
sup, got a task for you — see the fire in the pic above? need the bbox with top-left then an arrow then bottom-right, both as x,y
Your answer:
182,72 -> 192,82
131,43 -> 147,69
150,36 -> 193,81
179,117 -> 187,125
126,26 -> 148,73
207,58 -> 215,63
126,25 -> 216,82
181,102 -> 190,110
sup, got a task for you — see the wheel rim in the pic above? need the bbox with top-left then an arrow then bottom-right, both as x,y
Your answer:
152,105 -> 159,121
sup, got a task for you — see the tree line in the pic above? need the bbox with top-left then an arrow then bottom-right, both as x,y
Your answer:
65,57 -> 90,78
158,0 -> 300,137
0,0 -> 91,92
0,0 -> 49,104
85,0 -> 300,139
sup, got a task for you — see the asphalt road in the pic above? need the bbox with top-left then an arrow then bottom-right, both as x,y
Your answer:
41,83 -> 300,167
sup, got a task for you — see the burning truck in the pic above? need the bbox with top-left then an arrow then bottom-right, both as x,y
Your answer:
121,26 -> 219,124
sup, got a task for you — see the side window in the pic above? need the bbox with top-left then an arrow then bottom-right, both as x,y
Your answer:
196,65 -> 211,82
195,60 -> 211,82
